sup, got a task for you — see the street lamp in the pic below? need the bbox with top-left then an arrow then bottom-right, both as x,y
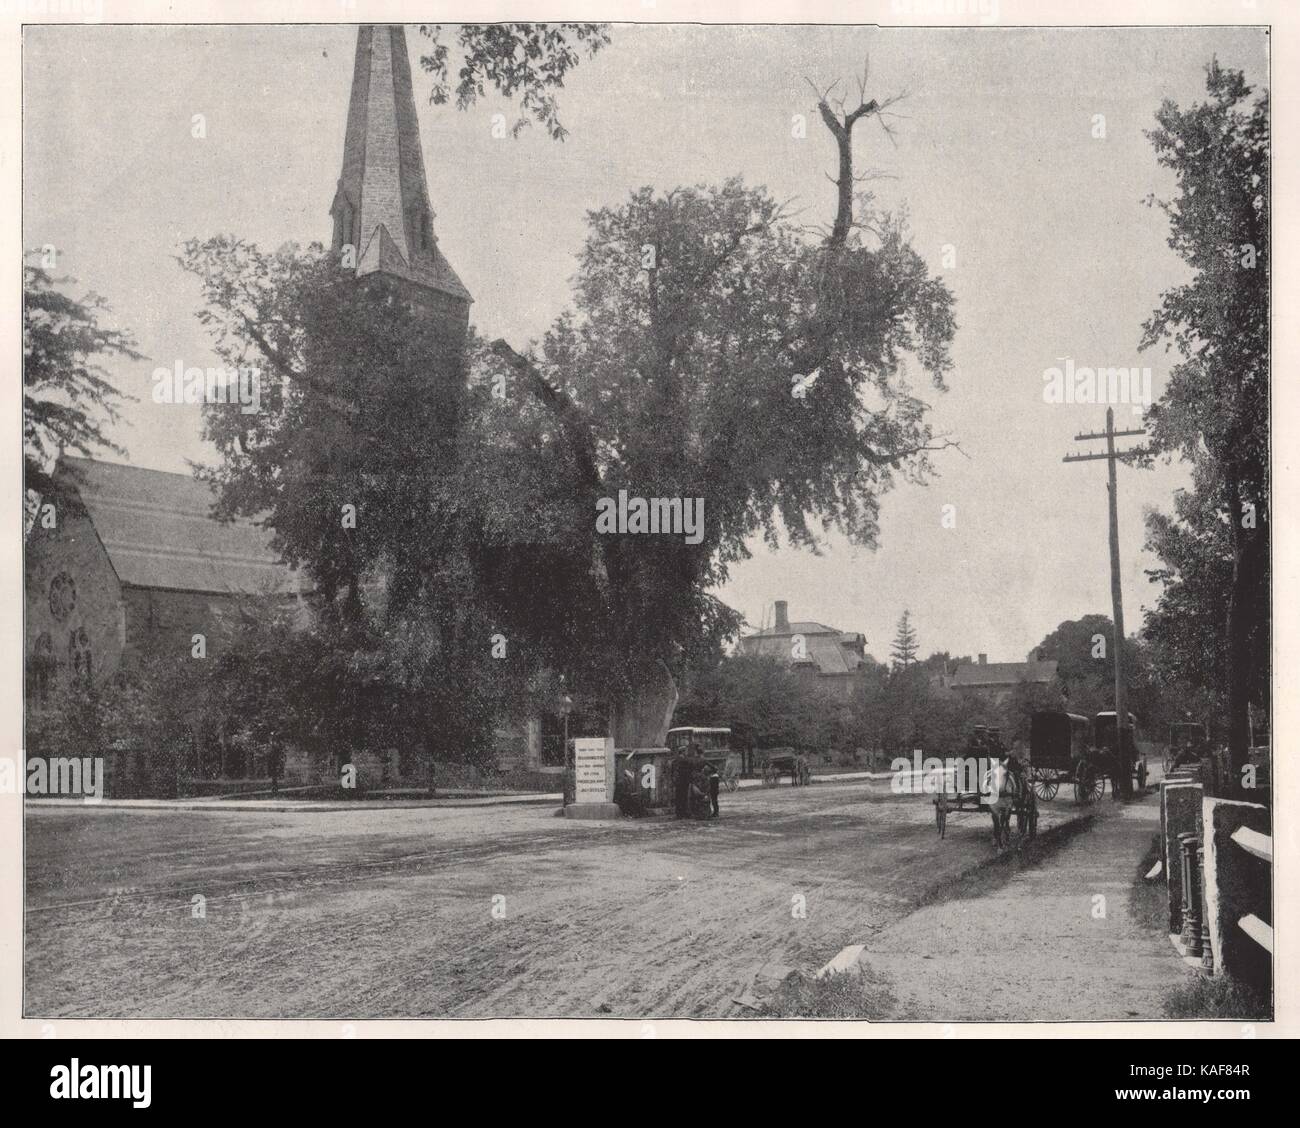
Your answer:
559,693 -> 574,754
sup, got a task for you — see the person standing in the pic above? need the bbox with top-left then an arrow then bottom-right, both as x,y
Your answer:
671,748 -> 690,818
706,758 -> 720,818
686,766 -> 707,819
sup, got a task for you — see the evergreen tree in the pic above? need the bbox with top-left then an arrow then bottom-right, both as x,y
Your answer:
890,610 -> 919,669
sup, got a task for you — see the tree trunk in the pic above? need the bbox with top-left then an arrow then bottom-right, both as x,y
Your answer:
609,659 -> 679,749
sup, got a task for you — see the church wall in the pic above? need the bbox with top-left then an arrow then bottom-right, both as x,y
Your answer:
120,586 -> 250,666
25,507 -> 125,691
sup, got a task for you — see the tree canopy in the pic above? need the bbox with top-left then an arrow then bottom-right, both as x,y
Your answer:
1139,59 -> 1269,778
417,23 -> 610,141
23,257 -> 138,499
180,66 -> 958,750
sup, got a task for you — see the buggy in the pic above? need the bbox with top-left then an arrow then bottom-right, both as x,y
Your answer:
933,752 -> 1038,850
1027,710 -> 1147,803
758,747 -> 811,787
665,727 -> 741,792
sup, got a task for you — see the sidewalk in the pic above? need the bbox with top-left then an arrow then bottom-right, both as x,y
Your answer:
28,767 -> 888,812
863,795 -> 1191,1021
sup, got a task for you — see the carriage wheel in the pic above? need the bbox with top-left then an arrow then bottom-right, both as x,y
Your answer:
1075,766 -> 1102,805
935,793 -> 948,839
1030,768 -> 1059,802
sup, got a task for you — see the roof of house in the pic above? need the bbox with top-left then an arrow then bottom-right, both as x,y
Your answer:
59,456 -> 306,597
950,659 -> 1058,689
738,624 -> 867,677
745,620 -> 845,638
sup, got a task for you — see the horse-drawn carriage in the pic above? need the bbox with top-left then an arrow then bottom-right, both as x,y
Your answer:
758,747 -> 811,787
1166,721 -> 1209,774
665,727 -> 741,792
1027,710 -> 1148,803
933,727 -> 1038,850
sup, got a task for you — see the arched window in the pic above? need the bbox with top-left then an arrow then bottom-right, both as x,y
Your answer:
67,627 -> 91,683
29,632 -> 54,705
333,201 -> 355,253
409,206 -> 433,252
49,571 -> 76,622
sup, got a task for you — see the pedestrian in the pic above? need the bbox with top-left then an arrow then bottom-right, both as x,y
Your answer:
706,758 -> 720,818
687,764 -> 710,820
671,748 -> 690,818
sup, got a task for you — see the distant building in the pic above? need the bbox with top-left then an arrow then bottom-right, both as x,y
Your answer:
736,600 -> 868,700
947,650 -> 1059,707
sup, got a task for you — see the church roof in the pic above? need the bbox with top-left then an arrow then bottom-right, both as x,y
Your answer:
333,24 -> 471,304
58,457 -> 307,597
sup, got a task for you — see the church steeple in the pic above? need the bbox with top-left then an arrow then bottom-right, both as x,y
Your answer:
331,24 -> 471,336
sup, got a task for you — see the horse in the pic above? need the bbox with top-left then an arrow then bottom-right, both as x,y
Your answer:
982,758 -> 1029,851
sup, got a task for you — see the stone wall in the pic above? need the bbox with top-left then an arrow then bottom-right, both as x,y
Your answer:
25,507 -> 125,688
1202,797 -> 1271,996
122,586 -> 261,665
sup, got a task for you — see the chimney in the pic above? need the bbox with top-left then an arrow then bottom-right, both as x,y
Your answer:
978,653 -> 987,666
774,601 -> 789,632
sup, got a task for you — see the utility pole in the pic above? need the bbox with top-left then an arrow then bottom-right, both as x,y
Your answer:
1063,407 -> 1148,797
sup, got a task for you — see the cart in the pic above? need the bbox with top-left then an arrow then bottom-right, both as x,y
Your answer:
1092,711 -> 1149,795
665,727 -> 741,792
933,760 -> 1037,850
1027,710 -> 1147,803
1027,710 -> 1101,803
759,748 -> 811,787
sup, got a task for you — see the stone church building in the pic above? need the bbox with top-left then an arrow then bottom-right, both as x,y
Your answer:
25,25 -> 559,795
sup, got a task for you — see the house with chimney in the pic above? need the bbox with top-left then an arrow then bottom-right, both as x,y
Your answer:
736,600 -> 869,700
945,650 -> 1060,707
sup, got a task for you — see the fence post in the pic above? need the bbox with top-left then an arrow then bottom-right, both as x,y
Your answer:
1178,833 -> 1202,956
1162,780 -> 1202,933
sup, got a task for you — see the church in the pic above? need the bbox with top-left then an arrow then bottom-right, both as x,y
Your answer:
24,25 -> 561,796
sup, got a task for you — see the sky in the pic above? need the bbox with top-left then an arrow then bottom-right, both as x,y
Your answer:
22,22 -> 1269,663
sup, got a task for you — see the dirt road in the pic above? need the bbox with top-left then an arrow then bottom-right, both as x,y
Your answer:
25,781 -> 1084,1019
